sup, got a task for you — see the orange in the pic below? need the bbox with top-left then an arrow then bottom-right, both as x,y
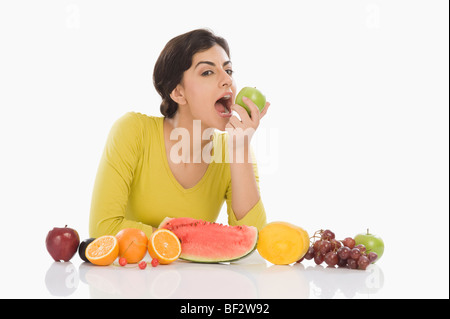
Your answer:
115,228 -> 148,263
86,235 -> 119,266
147,229 -> 181,265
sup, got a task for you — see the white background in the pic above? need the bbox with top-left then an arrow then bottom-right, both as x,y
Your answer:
0,0 -> 448,298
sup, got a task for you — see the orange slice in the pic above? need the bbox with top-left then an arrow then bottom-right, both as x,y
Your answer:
147,229 -> 181,265
86,235 -> 119,266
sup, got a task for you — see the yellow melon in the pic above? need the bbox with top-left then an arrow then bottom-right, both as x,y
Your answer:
257,222 -> 309,265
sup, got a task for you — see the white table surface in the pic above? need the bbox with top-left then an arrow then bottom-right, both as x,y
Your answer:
1,249 -> 447,299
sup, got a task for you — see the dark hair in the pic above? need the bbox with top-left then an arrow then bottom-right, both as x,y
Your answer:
153,29 -> 230,118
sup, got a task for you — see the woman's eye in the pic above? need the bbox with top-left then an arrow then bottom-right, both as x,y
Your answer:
201,69 -> 233,77
201,70 -> 213,76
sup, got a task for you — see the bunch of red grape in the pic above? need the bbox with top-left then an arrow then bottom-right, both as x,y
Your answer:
299,229 -> 378,270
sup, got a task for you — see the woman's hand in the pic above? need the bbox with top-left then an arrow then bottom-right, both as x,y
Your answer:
225,97 -> 270,157
226,96 -> 270,133
225,97 -> 270,219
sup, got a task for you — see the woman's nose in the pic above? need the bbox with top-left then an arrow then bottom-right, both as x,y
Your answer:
219,70 -> 232,88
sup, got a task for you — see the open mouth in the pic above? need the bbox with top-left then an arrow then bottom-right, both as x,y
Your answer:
214,94 -> 233,118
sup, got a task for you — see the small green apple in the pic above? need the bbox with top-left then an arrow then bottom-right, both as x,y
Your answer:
354,229 -> 384,262
235,87 -> 266,116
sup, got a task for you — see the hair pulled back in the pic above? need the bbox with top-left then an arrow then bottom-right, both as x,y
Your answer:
153,29 -> 230,118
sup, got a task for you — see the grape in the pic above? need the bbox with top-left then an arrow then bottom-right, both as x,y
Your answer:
347,258 -> 358,269
313,240 -> 322,252
330,239 -> 341,251
337,257 -> 347,268
314,252 -> 324,265
337,246 -> 351,260
324,251 -> 339,267
304,247 -> 315,260
307,230 -> 375,271
357,255 -> 370,270
319,240 -> 332,254
321,229 -> 335,241
342,237 -> 355,249
356,244 -> 366,254
368,252 -> 378,263
350,248 -> 361,261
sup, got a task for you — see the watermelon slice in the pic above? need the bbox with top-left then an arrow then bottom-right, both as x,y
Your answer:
159,217 -> 258,263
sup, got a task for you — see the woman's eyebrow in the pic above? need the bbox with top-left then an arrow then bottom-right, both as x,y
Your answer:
195,60 -> 232,69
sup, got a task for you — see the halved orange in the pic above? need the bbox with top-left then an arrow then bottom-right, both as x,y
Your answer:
86,235 -> 119,266
147,229 -> 181,265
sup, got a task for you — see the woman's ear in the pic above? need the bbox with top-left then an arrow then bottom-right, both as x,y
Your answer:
170,84 -> 187,106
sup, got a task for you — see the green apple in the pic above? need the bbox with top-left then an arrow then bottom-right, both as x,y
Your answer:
235,87 -> 266,116
354,229 -> 384,262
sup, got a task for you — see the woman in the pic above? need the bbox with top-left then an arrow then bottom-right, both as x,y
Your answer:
89,29 -> 270,238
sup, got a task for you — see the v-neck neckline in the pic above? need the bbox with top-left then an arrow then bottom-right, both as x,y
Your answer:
159,118 -> 214,193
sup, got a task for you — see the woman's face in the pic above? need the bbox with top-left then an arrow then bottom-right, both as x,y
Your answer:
177,44 -> 236,131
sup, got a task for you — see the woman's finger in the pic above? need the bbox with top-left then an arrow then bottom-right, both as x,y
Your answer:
228,115 -> 243,129
242,97 -> 261,125
260,101 -> 271,119
231,103 -> 249,122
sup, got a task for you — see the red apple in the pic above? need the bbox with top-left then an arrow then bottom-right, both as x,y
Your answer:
46,225 -> 80,262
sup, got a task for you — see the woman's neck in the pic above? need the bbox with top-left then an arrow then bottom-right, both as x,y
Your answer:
164,112 -> 213,164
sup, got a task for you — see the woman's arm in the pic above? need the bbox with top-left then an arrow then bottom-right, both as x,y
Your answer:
228,143 -> 260,220
226,97 -> 270,222
225,150 -> 267,231
89,112 -> 154,238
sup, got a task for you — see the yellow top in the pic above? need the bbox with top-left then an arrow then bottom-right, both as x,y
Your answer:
89,112 -> 266,238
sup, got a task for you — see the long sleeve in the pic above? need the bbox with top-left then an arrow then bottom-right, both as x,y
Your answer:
225,154 -> 267,231
89,112 -> 153,238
